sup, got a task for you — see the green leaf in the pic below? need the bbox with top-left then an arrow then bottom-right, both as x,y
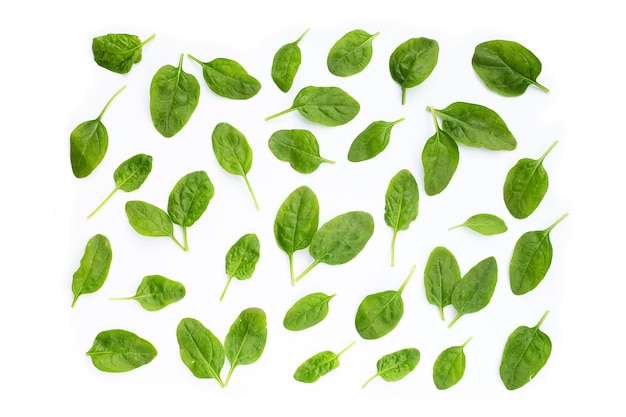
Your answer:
347,118 -> 405,162
167,171 -> 214,228
266,86 -> 360,126
422,107 -> 459,196
362,348 -> 420,388
433,337 -> 472,390
211,122 -> 259,210
355,265 -> 415,340
110,275 -> 186,311
150,54 -> 200,138
384,169 -> 419,266
327,29 -> 379,77
424,246 -> 461,321
283,292 -> 335,331
472,40 -> 549,97
430,102 -> 517,151
224,308 -> 267,386
504,141 -> 558,219
70,85 -> 126,178
125,200 -> 186,251
449,213 -> 508,236
176,317 -> 225,387
509,213 -> 568,295
294,341 -> 355,383
221,234 -> 261,301
389,37 -> 439,104
271,29 -> 309,92
188,54 -> 261,99
92,33 -> 155,74
71,234 -> 112,307
449,257 -> 498,328
86,329 -> 157,372
499,311 -> 552,390
269,129 -> 335,174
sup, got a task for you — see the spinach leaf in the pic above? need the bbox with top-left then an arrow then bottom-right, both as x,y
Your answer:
347,118 -> 405,162
472,40 -> 549,97
384,169 -> 419,266
294,341 -> 355,383
211,122 -> 259,210
433,337 -> 472,390
268,129 -> 335,173
355,265 -> 415,340
274,186 -> 320,285
92,33 -> 155,74
266,86 -> 360,126
188,54 -> 261,99
509,213 -> 568,295
71,234 -> 112,307
283,292 -> 335,331
422,106 -> 459,195
87,153 -> 153,219
362,348 -> 420,388
70,85 -> 126,178
176,317 -> 226,387
503,141 -> 558,219
499,311 -> 551,390
86,329 -> 157,372
271,28 -> 309,92
449,257 -> 498,328
223,308 -> 267,386
220,234 -> 261,301
295,211 -> 375,284
424,246 -> 461,321
110,275 -> 186,311
449,213 -> 508,236
125,200 -> 185,251
389,37 -> 439,104
327,29 -> 379,77
429,102 -> 517,151
150,54 -> 200,138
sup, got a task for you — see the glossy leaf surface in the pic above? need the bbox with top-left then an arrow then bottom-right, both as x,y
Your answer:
362,348 -> 420,388
348,118 -> 404,162
110,275 -> 185,311
221,233 -> 261,301
167,171 -> 214,228
309,211 -> 374,265
433,337 -> 471,390
384,169 -> 419,266
268,129 -> 335,173
424,246 -> 461,321
224,308 -> 267,385
422,108 -> 459,195
449,213 -> 508,236
86,329 -> 157,372
449,257 -> 498,327
71,234 -> 112,307
125,200 -> 174,238
92,33 -> 155,74
188,54 -> 261,99
294,342 -> 355,383
327,29 -> 379,77
271,29 -> 309,92
389,37 -> 439,104
283,292 -> 335,331
176,318 -> 225,387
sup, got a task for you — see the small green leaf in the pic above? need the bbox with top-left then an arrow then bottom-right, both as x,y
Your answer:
221,234 -> 261,301
424,246 -> 461,321
86,329 -> 157,372
224,308 -> 267,386
188,54 -> 261,99
271,29 -> 309,92
449,213 -> 508,236
384,169 -> 419,266
92,33 -> 155,74
348,118 -> 404,162
71,234 -> 113,307
422,107 -> 459,196
125,201 -> 186,251
167,171 -> 214,228
449,257 -> 498,328
110,275 -> 186,311
389,37 -> 439,104
294,341 -> 355,383
283,292 -> 335,331
362,348 -> 420,388
268,129 -> 335,173
433,337 -> 472,390
176,318 -> 225,387
327,29 -> 379,77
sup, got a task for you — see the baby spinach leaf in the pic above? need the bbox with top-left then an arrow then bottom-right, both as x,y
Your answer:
347,118 -> 405,162
472,40 -> 549,97
433,337 -> 472,390
424,246 -> 461,321
86,329 -> 157,372
220,234 -> 261,301
294,341 -> 355,383
362,348 -> 420,388
283,292 -> 335,331
295,211 -> 374,284
429,102 -> 517,151
271,28 -> 309,92
150,54 -> 200,138
224,308 -> 267,386
188,54 -> 261,99
71,234 -> 112,307
389,37 -> 439,104
509,213 -> 568,295
268,129 -> 335,173
327,29 -> 379,77
355,265 -> 415,340
449,257 -> 498,328
384,169 -> 419,266
499,311 -> 551,390
125,201 -> 185,251
449,213 -> 508,236
110,275 -> 186,311
211,122 -> 259,210
87,153 -> 153,219
504,140 -> 558,219
70,85 -> 126,178
92,33 -> 155,74
176,317 -> 226,387
422,107 -> 459,195
274,186 -> 320,285
266,86 -> 360,126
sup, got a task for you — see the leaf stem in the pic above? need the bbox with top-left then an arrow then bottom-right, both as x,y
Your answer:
265,107 -> 295,121
170,234 -> 187,252
140,33 -> 156,47
397,264 -> 416,294
87,186 -> 119,219
243,174 -> 260,211
289,253 -> 296,286
182,226 -> 189,251
224,365 -> 235,387
219,276 -> 234,302
427,106 -> 441,132
531,80 -> 550,93
536,310 -> 550,328
538,140 -> 558,163
546,212 -> 569,233
97,85 -> 126,120
294,28 -> 310,44
362,373 -> 378,389
438,306 -> 445,321
293,259 -> 321,284
401,87 -> 407,105
390,230 -> 398,267
109,296 -> 135,301
462,336 -> 473,348
448,313 -> 462,328
337,341 -> 356,357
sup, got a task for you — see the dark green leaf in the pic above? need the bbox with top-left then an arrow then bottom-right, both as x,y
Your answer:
268,129 -> 335,173
294,341 -> 355,383
384,169 -> 419,266
389,37 -> 439,104
224,308 -> 267,386
271,29 -> 309,92
283,292 -> 335,331
167,171 -> 214,228
71,234 -> 112,307
347,118 -> 404,162
188,54 -> 261,99
92,33 -> 155,74
424,246 -> 461,321
433,337 -> 472,390
176,318 -> 225,387
449,257 -> 498,327
449,213 -> 508,236
422,108 -> 459,195
110,275 -> 186,311
221,234 -> 261,301
362,348 -> 420,388
327,29 -> 379,77
86,329 -> 157,372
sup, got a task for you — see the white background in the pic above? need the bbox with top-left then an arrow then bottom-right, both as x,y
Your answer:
1,0 -> 623,415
